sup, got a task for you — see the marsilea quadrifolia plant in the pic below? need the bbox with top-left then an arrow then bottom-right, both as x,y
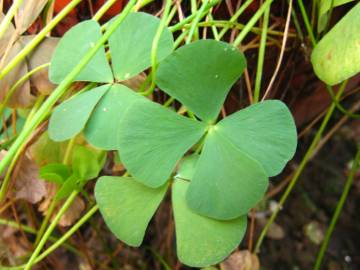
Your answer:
48,11 -> 297,267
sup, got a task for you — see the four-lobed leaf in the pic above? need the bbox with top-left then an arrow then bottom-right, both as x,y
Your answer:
48,84 -> 110,141
156,39 -> 246,122
95,176 -> 168,246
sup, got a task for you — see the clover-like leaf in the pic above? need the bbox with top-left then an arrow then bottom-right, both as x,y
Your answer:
48,84 -> 110,141
49,20 -> 113,84
39,163 -> 71,185
55,173 -> 80,201
312,3 -> 360,85
109,12 -> 174,81
175,154 -> 199,181
186,129 -> 268,220
217,100 -> 297,177
173,180 -> 247,267
156,40 -> 246,122
95,176 -> 168,246
118,100 -> 207,188
84,84 -> 142,150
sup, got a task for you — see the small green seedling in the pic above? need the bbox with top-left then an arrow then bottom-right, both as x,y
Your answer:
48,12 -> 297,267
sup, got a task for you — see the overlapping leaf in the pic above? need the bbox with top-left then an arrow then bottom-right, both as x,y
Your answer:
186,129 -> 268,220
173,180 -> 247,267
48,84 -> 110,141
95,176 -> 167,246
84,84 -> 142,150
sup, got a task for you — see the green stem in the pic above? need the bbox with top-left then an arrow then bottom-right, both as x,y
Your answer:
297,0 -> 316,46
0,63 -> 49,117
186,0 -> 210,44
168,0 -> 220,32
2,205 -> 99,270
0,0 -> 24,39
142,0 -> 172,96
92,0 -> 119,21
0,0 -> 82,80
218,0 -> 254,39
313,147 -> 360,270
34,197 -> 57,246
233,0 -> 273,46
0,218 -> 79,255
0,0 -> 137,179
253,4 -> 270,103
24,191 -> 78,270
254,80 -> 348,253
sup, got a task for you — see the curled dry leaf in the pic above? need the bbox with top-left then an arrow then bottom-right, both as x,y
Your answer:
220,250 -> 260,270
15,0 -> 48,34
0,40 -> 33,108
0,12 -> 16,57
14,153 -> 47,204
22,35 -> 59,95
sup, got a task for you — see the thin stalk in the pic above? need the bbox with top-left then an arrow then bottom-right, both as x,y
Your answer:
254,80 -> 348,253
24,191 -> 78,270
190,0 -> 199,39
233,0 -> 273,46
2,205 -> 99,270
0,218 -> 79,255
169,0 -> 220,32
0,0 -> 137,178
142,0 -> 172,96
218,0 -> 254,39
0,63 -> 50,117
253,4 -> 270,103
313,148 -> 360,270
297,0 -> 316,46
0,0 -> 24,39
92,0 -> 118,21
34,197 -> 57,245
0,0 -> 82,80
186,0 -> 210,44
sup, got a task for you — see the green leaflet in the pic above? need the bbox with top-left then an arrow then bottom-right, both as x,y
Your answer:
48,85 -> 110,141
84,84 -> 142,150
174,154 -> 199,181
109,12 -> 174,81
156,39 -> 246,122
95,176 -> 167,246
72,145 -> 105,181
217,100 -> 297,177
312,3 -> 360,85
118,99 -> 207,188
186,129 -> 268,220
49,20 -> 113,84
318,0 -> 355,33
39,163 -> 71,185
173,180 -> 247,267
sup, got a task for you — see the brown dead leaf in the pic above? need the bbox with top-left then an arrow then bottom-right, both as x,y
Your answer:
221,250 -> 260,270
22,35 -> 59,95
0,12 -> 16,57
0,40 -> 34,108
15,0 -> 48,34
14,153 -> 47,203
